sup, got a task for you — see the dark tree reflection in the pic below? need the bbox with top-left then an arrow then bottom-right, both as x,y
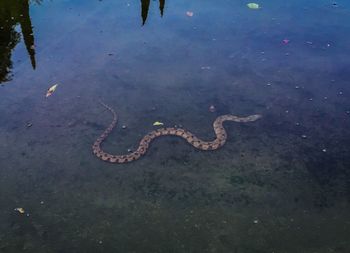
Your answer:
0,0 -> 36,84
0,0 -> 165,83
141,0 -> 165,25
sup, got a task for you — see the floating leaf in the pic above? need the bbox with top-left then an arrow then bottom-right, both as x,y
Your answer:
14,207 -> 25,214
153,121 -> 164,126
46,84 -> 58,97
247,3 -> 260,9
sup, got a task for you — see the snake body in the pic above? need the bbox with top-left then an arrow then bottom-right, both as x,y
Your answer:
93,103 -> 261,163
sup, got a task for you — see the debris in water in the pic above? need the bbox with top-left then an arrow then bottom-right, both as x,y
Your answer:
186,11 -> 194,17
14,207 -> 25,214
153,121 -> 164,126
46,84 -> 58,97
247,3 -> 260,9
209,105 -> 216,113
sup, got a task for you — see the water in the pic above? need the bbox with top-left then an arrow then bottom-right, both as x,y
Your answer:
1,0 -> 350,252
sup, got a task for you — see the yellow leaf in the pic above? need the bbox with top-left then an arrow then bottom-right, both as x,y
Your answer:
247,3 -> 260,9
153,121 -> 164,126
46,84 -> 58,97
14,207 -> 25,214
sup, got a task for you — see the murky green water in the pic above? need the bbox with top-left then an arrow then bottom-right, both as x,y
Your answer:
1,0 -> 350,252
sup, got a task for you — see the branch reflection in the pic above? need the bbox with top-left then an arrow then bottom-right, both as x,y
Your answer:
141,0 -> 165,25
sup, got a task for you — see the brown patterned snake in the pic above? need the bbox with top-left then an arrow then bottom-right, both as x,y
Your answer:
93,102 -> 262,163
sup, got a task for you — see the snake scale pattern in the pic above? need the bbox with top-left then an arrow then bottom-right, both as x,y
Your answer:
93,102 -> 262,163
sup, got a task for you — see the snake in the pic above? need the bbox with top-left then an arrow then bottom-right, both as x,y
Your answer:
92,102 -> 262,163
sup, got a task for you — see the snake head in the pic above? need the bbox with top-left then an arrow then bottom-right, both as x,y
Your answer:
248,114 -> 262,121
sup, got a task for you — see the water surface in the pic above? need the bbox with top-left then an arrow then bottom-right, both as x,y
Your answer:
1,0 -> 350,252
